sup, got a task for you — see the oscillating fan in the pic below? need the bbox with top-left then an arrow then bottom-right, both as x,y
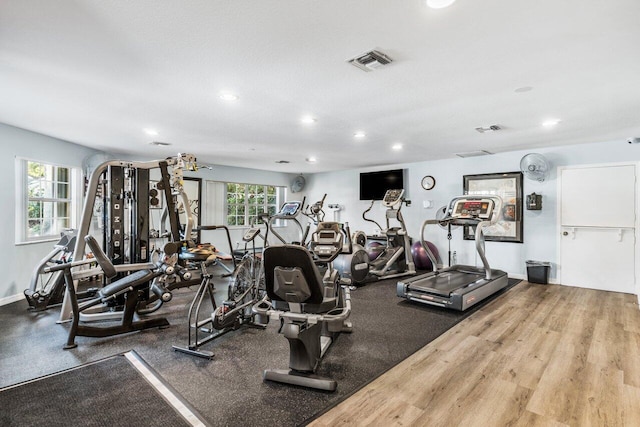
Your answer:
290,174 -> 306,193
520,153 -> 551,182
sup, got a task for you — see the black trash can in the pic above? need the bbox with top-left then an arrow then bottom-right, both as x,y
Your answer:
526,260 -> 551,284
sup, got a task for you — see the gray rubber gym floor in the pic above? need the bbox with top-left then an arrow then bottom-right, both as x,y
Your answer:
0,274 -> 520,426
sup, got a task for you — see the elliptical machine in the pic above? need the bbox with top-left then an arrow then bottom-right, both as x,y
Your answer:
334,189 -> 416,285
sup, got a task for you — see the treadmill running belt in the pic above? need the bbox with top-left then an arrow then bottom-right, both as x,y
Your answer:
407,271 -> 485,296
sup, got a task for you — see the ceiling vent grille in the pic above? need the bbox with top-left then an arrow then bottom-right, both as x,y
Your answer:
348,50 -> 393,72
455,150 -> 494,158
475,125 -> 501,133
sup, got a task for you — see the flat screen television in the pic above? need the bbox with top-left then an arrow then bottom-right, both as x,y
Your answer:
359,169 -> 404,200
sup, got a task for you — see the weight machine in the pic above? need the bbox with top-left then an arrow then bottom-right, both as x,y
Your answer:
57,153 -> 197,323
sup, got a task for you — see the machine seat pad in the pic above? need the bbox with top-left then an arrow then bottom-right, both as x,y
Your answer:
179,247 -> 217,262
99,269 -> 157,298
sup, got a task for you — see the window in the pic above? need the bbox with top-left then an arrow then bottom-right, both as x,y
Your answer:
226,183 -> 282,226
17,159 -> 78,243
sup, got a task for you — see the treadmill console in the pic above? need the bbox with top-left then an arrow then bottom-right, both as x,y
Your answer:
275,201 -> 302,218
382,189 -> 405,207
451,198 -> 495,220
242,227 -> 261,242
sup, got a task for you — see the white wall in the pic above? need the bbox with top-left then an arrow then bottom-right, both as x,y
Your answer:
303,139 -> 640,282
0,123 -> 101,302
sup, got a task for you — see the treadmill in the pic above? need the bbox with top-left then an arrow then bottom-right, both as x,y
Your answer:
397,195 -> 508,311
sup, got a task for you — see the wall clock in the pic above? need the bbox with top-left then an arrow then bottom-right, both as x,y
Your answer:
421,175 -> 436,190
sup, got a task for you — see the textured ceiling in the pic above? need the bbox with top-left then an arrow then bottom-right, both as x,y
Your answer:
1,0 -> 639,172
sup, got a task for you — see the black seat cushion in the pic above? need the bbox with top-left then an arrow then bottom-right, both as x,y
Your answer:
99,270 -> 158,298
179,247 -> 216,261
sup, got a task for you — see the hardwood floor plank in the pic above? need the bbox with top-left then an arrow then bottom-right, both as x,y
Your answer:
622,383 -> 640,426
311,283 -> 640,427
623,299 -> 640,334
573,363 -> 624,426
621,330 -> 640,388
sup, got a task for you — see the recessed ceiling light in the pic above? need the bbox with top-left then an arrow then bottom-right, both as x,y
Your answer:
306,157 -> 317,163
392,143 -> 403,151
301,115 -> 317,124
354,131 -> 366,139
542,119 -> 561,128
219,92 -> 239,101
426,0 -> 456,9
144,128 -> 159,136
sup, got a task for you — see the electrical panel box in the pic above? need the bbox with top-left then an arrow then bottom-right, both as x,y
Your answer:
526,192 -> 543,210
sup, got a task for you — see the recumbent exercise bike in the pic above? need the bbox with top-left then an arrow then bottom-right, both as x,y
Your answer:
253,221 -> 353,391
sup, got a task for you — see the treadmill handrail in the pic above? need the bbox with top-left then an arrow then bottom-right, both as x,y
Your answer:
419,219 -> 441,273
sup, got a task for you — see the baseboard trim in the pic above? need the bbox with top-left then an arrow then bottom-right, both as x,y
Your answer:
0,293 -> 24,306
509,273 -> 559,285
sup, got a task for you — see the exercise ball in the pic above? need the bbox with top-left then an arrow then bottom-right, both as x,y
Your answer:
411,241 -> 440,270
365,241 -> 385,261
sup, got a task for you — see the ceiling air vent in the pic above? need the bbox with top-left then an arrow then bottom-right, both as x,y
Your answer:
475,125 -> 501,133
348,50 -> 393,72
455,150 -> 494,158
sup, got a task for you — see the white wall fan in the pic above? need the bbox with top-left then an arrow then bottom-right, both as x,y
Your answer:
290,174 -> 306,193
520,153 -> 551,182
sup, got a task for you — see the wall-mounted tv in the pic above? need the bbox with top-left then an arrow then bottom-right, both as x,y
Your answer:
359,169 -> 404,200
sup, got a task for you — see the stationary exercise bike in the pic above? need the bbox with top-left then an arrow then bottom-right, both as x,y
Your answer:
252,221 -> 352,391
334,189 -> 416,285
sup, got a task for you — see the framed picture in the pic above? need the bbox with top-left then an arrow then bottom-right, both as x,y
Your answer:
463,171 -> 523,243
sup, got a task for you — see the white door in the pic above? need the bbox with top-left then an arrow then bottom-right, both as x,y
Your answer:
559,164 -> 636,293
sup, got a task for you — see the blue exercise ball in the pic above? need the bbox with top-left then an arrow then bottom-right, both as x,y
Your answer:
411,241 -> 439,270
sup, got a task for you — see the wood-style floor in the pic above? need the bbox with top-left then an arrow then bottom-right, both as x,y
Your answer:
310,282 -> 640,426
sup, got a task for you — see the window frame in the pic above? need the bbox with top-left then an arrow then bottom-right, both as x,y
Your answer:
224,182 -> 284,228
15,157 -> 81,245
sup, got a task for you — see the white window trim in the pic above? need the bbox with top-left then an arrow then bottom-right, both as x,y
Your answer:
15,157 -> 82,245
224,182 -> 286,228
